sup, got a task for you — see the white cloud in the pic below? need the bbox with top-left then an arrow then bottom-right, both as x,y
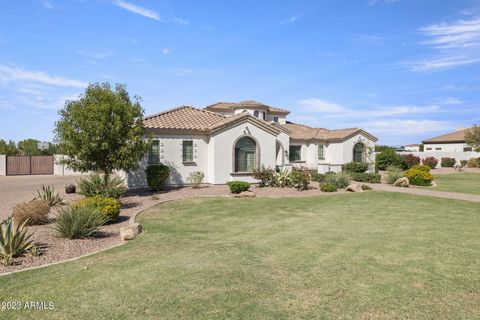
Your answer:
363,119 -> 449,134
161,48 -> 171,55
441,97 -> 463,105
77,50 -> 114,59
40,0 -> 55,10
173,17 -> 190,25
410,56 -> 480,72
111,0 -> 160,21
368,0 -> 398,6
420,17 -> 480,49
279,14 -> 303,25
297,98 -> 348,113
0,65 -> 87,88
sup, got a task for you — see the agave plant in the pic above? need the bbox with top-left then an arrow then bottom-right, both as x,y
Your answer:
274,168 -> 292,188
0,217 -> 35,266
36,185 -> 64,207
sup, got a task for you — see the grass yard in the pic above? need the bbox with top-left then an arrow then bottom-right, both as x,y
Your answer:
432,173 -> 480,195
1,192 -> 479,319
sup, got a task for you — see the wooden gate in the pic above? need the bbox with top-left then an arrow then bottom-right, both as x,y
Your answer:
6,156 -> 54,175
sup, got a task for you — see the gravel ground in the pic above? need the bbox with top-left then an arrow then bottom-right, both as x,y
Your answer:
0,182 -> 351,274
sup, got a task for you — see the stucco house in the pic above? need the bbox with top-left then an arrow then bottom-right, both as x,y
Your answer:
422,128 -> 473,152
122,100 -> 377,187
404,144 -> 420,152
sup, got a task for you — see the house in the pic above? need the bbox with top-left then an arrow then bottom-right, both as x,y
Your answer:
122,100 -> 377,187
422,128 -> 473,152
404,144 -> 420,152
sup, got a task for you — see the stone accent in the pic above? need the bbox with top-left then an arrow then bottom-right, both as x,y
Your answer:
393,177 -> 409,188
234,190 -> 256,198
120,223 -> 143,241
346,184 -> 363,193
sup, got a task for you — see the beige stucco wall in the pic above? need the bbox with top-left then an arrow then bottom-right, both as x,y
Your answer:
209,120 -> 278,184
423,143 -> 468,152
0,155 -> 5,176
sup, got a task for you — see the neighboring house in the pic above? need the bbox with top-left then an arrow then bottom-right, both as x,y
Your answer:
404,144 -> 420,152
422,128 -> 473,152
122,100 -> 377,187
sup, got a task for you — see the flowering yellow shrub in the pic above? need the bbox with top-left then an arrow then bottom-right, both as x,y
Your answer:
74,196 -> 120,223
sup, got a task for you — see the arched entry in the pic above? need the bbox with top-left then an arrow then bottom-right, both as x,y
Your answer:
353,143 -> 364,163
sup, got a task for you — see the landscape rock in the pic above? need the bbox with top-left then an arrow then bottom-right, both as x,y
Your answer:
393,177 -> 409,187
120,223 -> 143,241
234,190 -> 256,198
346,184 -> 363,193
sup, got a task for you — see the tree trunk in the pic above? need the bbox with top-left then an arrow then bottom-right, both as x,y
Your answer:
103,170 -> 110,186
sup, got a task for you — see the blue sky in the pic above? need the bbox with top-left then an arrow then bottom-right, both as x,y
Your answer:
1,0 -> 479,146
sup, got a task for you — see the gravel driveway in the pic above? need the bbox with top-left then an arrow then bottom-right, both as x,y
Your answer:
0,175 -> 85,220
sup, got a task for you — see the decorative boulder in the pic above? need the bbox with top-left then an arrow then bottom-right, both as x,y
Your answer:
234,190 -> 256,198
346,184 -> 363,193
393,177 -> 409,187
120,223 -> 143,241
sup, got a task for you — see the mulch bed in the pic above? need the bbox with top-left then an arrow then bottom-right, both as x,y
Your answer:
0,182 -> 350,274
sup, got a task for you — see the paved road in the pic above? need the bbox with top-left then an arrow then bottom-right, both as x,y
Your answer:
0,175 -> 85,220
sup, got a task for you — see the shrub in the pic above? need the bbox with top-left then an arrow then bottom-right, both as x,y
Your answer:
467,157 -> 480,168
187,171 -> 205,188
405,168 -> 434,186
36,185 -> 64,207
320,183 -> 337,192
350,172 -> 381,183
402,154 -> 421,169
145,164 -> 170,192
227,181 -> 251,194
0,217 -> 35,266
78,173 -> 126,198
376,150 -> 404,170
54,205 -> 106,239
324,172 -> 351,189
361,184 -> 372,190
12,199 -> 50,226
342,162 -> 368,173
289,169 -> 310,190
385,166 -> 404,184
74,196 -> 121,223
311,172 -> 326,183
410,164 -> 431,172
460,160 -> 468,167
274,168 -> 291,188
441,157 -> 456,167
252,167 -> 275,187
422,157 -> 438,169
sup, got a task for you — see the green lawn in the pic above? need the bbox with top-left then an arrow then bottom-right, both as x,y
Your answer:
432,173 -> 480,195
1,192 -> 479,319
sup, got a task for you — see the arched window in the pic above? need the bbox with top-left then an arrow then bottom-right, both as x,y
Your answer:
242,110 -> 248,113
253,110 -> 259,118
235,137 -> 256,172
353,143 -> 364,163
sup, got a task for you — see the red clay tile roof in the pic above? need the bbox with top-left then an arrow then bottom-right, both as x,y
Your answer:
205,100 -> 290,115
283,122 -> 378,142
422,128 -> 470,144
143,106 -> 226,130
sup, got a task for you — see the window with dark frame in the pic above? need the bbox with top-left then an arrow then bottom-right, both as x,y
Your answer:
182,140 -> 193,162
273,116 -> 279,122
148,140 -> 160,164
289,145 -> 301,161
318,144 -> 325,160
463,146 -> 473,152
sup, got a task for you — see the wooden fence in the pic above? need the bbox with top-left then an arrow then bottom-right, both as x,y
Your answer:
6,155 -> 54,175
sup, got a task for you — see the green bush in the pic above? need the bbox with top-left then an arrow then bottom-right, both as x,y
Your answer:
0,217 -> 35,266
342,162 -> 368,173
145,164 -> 170,191
441,157 -> 456,167
288,169 -> 310,190
74,196 -> 121,223
376,150 -> 404,171
460,160 -> 468,167
54,205 -> 107,239
324,172 -> 351,189
467,158 -> 480,168
405,168 -> 434,186
320,183 -> 337,192
187,171 -> 205,188
350,172 -> 381,183
410,164 -> 431,172
311,172 -> 326,183
227,181 -> 251,194
385,166 -> 403,184
252,167 -> 276,187
78,173 -> 126,199
36,185 -> 64,207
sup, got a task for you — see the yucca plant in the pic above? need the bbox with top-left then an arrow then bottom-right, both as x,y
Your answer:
54,205 -> 107,239
36,185 -> 64,207
0,217 -> 35,266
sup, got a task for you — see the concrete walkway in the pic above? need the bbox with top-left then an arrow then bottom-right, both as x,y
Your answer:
365,182 -> 480,203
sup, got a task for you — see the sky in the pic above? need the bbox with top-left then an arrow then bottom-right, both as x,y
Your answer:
0,0 -> 479,146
